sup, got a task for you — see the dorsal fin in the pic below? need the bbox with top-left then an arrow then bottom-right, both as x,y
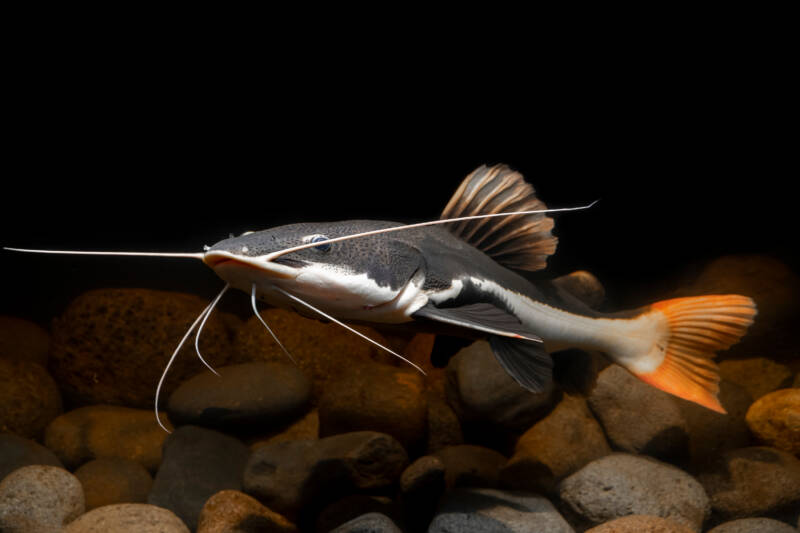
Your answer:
440,164 -> 557,271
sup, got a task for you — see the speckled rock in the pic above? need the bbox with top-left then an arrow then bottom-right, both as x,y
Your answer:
49,288 -> 238,408
745,389 -> 800,455
243,431 -> 407,520
719,358 -> 793,400
148,425 -> 249,531
319,361 -> 427,449
317,495 -> 398,532
429,488 -> 574,533
44,405 -> 171,472
0,357 -> 62,439
63,503 -> 189,533
433,444 -> 507,489
234,308 -> 391,400
0,315 -> 50,365
399,455 -> 445,531
168,361 -> 311,430
559,453 -> 710,532
330,512 -> 403,533
0,432 -> 63,481
196,490 -> 297,533
74,457 -> 153,511
585,515 -> 695,532
696,446 -> 800,521
706,517 -> 798,533
502,394 -> 611,494
553,270 -> 605,309
426,395 -> 463,453
0,465 -> 84,531
446,340 -> 557,431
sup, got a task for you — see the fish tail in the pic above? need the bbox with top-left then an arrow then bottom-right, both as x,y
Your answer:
611,295 -> 757,413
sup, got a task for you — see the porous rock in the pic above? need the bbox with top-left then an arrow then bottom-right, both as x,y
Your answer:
74,457 -> 153,511
49,288 -> 237,407
44,405 -> 171,472
719,358 -> 793,400
197,490 -> 297,533
0,432 -> 63,481
706,517 -> 799,533
330,512 -> 402,533
745,388 -> 800,455
63,503 -> 189,533
433,444 -> 507,489
148,425 -> 249,531
559,453 -> 709,532
168,361 -> 311,430
0,465 -> 84,531
0,357 -> 62,439
0,315 -> 50,365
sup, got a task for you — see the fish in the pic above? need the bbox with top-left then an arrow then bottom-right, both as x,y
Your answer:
5,164 -> 757,431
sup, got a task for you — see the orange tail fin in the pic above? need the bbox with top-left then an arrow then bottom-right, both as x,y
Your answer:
634,295 -> 757,413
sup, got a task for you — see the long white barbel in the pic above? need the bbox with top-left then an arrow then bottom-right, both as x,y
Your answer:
2,248 -> 205,258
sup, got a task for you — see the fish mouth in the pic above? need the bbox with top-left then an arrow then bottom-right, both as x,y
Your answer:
203,251 -> 301,279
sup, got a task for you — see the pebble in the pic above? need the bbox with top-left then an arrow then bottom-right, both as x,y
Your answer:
196,490 -> 297,533
0,357 -> 63,439
167,361 -> 311,431
446,340 -> 556,432
63,503 -> 189,533
74,457 -> 153,511
330,512 -> 402,533
319,361 -> 427,449
44,405 -> 171,472
243,431 -> 408,520
148,425 -> 250,531
399,455 -> 445,531
585,515 -> 694,532
48,288 -> 237,407
426,395 -> 464,453
745,389 -> 800,455
502,394 -> 611,494
559,453 -> 710,532
429,488 -> 574,533
0,465 -> 84,531
317,495 -> 398,532
706,517 -> 799,533
250,408 -> 320,448
696,446 -> 800,521
0,315 -> 50,365
433,444 -> 507,489
718,358 -> 793,400
552,270 -> 606,309
0,432 -> 63,481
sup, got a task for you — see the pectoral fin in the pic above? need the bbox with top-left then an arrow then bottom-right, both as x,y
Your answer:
412,303 -> 541,342
489,336 -> 553,393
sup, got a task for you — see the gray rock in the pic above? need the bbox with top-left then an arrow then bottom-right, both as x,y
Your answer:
63,503 -> 190,533
243,431 -> 407,520
718,358 -> 794,400
330,512 -> 402,533
0,315 -> 50,365
707,517 -> 798,533
168,361 -> 311,430
196,490 -> 297,533
74,457 -> 153,510
318,496 -> 398,532
446,341 -> 557,432
0,357 -> 63,439
0,465 -> 84,531
0,432 -> 63,481
148,425 -> 249,531
429,488 -> 574,533
433,444 -> 507,489
559,453 -> 709,532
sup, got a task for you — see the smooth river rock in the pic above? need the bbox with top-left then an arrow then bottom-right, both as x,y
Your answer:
0,465 -> 84,531
196,490 -> 297,533
74,457 -> 153,510
64,503 -> 190,533
0,357 -> 63,439
0,432 -> 64,481
745,388 -> 800,455
0,315 -> 50,365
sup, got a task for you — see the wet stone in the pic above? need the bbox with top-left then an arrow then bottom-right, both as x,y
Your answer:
168,361 -> 311,431
745,389 -> 800,455
706,517 -> 799,533
63,503 -> 190,533
317,495 -> 398,533
0,465 -> 84,532
552,270 -> 605,309
250,408 -> 320,448
44,405 -> 171,472
329,512 -> 402,533
433,444 -> 507,490
148,425 -> 250,531
718,358 -> 794,400
74,457 -> 153,511
0,432 -> 63,481
399,455 -> 446,531
585,515 -> 695,532
426,395 -> 464,453
196,490 -> 297,533
0,357 -> 63,439
0,315 -> 50,366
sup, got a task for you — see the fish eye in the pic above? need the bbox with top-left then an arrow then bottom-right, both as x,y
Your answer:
310,235 -> 332,252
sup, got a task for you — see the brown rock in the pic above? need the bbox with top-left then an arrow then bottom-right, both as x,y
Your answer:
64,503 -> 189,533
197,490 -> 297,533
49,288 -> 238,408
706,518 -> 799,533
426,395 -> 463,453
0,465 -> 84,532
745,389 -> 800,455
432,444 -> 507,489
719,358 -> 793,400
0,315 -> 50,365
250,409 -> 320,449
74,457 -> 153,511
586,514 -> 694,532
0,358 -> 62,439
44,405 -> 171,472
553,270 -> 606,309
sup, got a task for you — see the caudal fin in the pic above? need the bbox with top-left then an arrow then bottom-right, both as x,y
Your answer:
631,295 -> 757,413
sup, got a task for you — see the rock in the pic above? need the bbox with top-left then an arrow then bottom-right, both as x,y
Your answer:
319,361 -> 427,449
168,361 -> 311,431
502,394 -> 611,494
317,496 -> 398,532
243,431 -> 407,520
74,457 -> 153,511
49,288 -> 237,408
399,455 -> 445,531
63,503 -> 189,532
433,444 -> 507,489
235,308 -> 391,401
696,446 -> 800,521
446,340 -> 557,432
429,488 -> 574,533
0,432 -> 63,481
559,453 -> 710,532
745,389 -> 800,455
794,372 -> 800,388
0,315 -> 50,365
585,515 -> 694,532
197,490 -> 297,533
553,270 -> 605,309
0,357 -> 62,439
148,425 -> 249,531
330,512 -> 402,533
706,517 -> 798,533
44,405 -> 171,472
250,409 -> 320,448
426,395 -> 463,453
719,358 -> 793,400
0,465 -> 84,531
